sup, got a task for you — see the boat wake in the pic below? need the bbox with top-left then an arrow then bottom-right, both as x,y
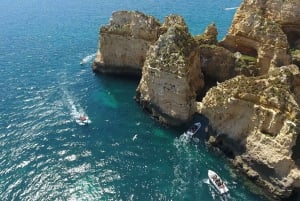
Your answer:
171,131 -> 202,199
64,91 -> 91,126
224,7 -> 238,10
204,176 -> 232,201
80,53 -> 96,65
177,122 -> 201,143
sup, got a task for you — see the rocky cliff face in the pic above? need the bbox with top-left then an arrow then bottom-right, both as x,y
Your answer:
220,0 -> 300,75
136,15 -> 204,125
93,4 -> 300,198
198,65 -> 300,199
195,24 -> 237,83
93,11 -> 161,75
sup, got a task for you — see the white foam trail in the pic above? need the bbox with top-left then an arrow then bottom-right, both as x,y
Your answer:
177,132 -> 192,144
203,178 -> 210,185
224,7 -> 238,10
171,133 -> 195,197
80,53 -> 96,65
64,90 -> 91,125
132,134 -> 138,141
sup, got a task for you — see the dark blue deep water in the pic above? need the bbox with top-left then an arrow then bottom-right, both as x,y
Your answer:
0,0 -> 270,200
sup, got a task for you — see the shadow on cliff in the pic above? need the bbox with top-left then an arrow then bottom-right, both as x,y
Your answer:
196,74 -> 218,102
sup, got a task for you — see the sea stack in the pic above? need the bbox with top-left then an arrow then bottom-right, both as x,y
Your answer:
198,65 -> 300,199
93,11 -> 161,75
136,15 -> 204,125
93,0 -> 300,198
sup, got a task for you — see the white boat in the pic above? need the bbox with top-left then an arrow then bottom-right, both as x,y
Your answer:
185,122 -> 201,137
208,170 -> 229,194
80,53 -> 96,65
75,115 -> 91,126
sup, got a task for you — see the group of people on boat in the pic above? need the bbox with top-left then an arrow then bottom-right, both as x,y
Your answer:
212,174 -> 225,189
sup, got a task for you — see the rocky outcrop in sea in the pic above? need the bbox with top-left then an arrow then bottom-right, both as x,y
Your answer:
136,15 -> 204,125
93,11 -> 161,75
93,0 -> 300,199
220,0 -> 300,75
198,65 -> 300,199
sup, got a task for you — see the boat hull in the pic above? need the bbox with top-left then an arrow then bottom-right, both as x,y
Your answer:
76,117 -> 91,126
208,170 -> 229,194
186,122 -> 201,137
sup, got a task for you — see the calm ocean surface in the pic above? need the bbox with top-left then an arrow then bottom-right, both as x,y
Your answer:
0,0 -> 270,200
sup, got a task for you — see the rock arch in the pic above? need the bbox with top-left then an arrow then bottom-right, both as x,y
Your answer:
282,26 -> 300,49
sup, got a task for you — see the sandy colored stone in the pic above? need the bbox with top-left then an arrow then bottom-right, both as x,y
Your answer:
198,65 -> 300,199
136,18 -> 204,125
93,11 -> 161,75
220,0 -> 300,75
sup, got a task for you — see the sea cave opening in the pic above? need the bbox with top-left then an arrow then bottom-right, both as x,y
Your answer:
291,134 -> 300,167
195,73 -> 217,102
283,28 -> 300,66
285,30 -> 300,49
235,44 -> 258,59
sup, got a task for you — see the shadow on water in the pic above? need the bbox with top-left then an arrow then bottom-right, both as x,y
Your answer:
92,73 -> 271,201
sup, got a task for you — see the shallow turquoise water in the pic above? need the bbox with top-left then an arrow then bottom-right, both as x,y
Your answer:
0,0 -> 270,200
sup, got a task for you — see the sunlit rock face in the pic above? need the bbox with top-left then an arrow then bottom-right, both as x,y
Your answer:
136,15 -> 204,125
220,0 -> 300,75
93,7 -> 300,199
198,65 -> 300,199
195,23 -> 237,83
93,11 -> 161,75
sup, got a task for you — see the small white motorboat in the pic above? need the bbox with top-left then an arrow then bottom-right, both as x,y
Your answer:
208,170 -> 229,194
75,115 -> 91,126
185,122 -> 201,137
80,53 -> 96,65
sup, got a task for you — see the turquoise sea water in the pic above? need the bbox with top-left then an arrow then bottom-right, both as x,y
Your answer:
0,0 -> 274,200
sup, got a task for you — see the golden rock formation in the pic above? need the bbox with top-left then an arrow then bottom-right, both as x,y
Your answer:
220,0 -> 300,75
199,65 -> 300,199
93,11 -> 161,75
136,15 -> 204,125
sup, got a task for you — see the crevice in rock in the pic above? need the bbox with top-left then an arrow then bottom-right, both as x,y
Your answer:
235,44 -> 258,59
250,160 -> 276,180
283,188 -> 300,201
282,28 -> 300,49
291,133 -> 300,166
196,73 -> 217,102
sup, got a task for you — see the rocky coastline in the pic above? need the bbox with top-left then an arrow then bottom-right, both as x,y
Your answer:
93,0 -> 300,199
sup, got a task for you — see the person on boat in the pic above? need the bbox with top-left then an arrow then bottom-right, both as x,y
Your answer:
216,179 -> 221,186
212,175 -> 218,180
79,116 -> 87,121
189,125 -> 197,133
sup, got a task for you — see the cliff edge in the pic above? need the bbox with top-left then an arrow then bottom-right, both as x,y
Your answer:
220,0 -> 300,75
198,65 -> 300,199
93,1 -> 300,198
93,11 -> 161,75
136,15 -> 204,125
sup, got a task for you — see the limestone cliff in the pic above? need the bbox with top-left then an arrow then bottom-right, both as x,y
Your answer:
220,0 -> 300,75
93,11 -> 161,75
93,6 -> 300,199
195,24 -> 237,83
198,65 -> 300,199
136,15 -> 204,125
